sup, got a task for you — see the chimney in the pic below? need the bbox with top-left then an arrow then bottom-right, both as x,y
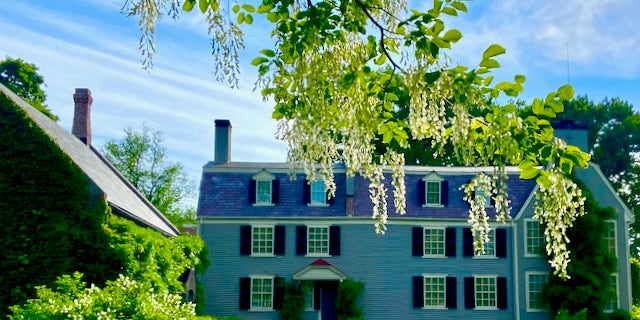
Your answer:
214,119 -> 232,163
552,119 -> 589,152
72,88 -> 93,145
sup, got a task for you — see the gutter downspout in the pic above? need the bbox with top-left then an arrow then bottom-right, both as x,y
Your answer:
512,220 -> 521,320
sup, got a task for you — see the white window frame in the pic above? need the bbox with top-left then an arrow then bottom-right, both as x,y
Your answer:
423,227 -> 446,257
255,180 -> 273,206
474,229 -> 495,258
250,276 -> 274,311
605,273 -> 619,312
525,271 -> 547,312
474,276 -> 497,310
425,180 -> 442,206
302,280 -> 315,311
251,225 -> 275,257
605,220 -> 617,258
307,225 -> 330,257
422,274 -> 447,309
525,219 -> 545,257
309,180 -> 328,206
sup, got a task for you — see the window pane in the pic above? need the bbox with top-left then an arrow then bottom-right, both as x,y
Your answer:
527,273 -> 547,310
605,221 -> 616,256
302,281 -> 314,310
256,180 -> 272,204
426,181 -> 441,205
478,230 -> 495,256
424,276 -> 446,307
475,277 -> 496,308
423,228 -> 445,256
310,180 -> 326,204
251,277 -> 273,309
526,220 -> 545,256
308,226 -> 329,255
252,227 -> 274,255
606,274 -> 618,311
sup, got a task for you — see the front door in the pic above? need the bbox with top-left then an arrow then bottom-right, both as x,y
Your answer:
318,281 -> 339,320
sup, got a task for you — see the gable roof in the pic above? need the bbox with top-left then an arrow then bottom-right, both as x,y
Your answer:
1,84 -> 179,237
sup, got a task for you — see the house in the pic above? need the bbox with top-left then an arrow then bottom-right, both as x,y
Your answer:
0,84 -> 179,236
196,119 -> 633,320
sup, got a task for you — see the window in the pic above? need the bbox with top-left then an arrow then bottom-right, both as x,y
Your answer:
424,228 -> 445,256
419,174 -> 448,207
310,180 -> 326,205
302,281 -> 315,311
463,228 -> 506,258
308,226 -> 329,255
414,275 -> 456,309
525,219 -> 545,256
605,220 -> 617,257
426,181 -> 441,205
252,226 -> 274,256
606,274 -> 619,311
464,276 -> 507,310
251,277 -> 274,310
475,277 -> 496,308
475,188 -> 491,207
478,229 -> 495,257
240,225 -> 285,256
256,180 -> 272,205
526,272 -> 547,311
296,225 -> 340,256
424,276 -> 446,308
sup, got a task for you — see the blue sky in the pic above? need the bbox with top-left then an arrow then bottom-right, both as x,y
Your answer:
1,0 -> 639,201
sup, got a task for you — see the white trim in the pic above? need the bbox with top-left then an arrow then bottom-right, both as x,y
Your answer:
424,180 -> 443,206
513,184 -> 539,220
605,273 -> 620,312
524,219 -> 545,257
306,225 -> 330,256
252,170 -> 276,180
512,221 -> 521,320
588,163 -> 634,223
199,217 -> 510,226
473,275 -> 498,310
421,274 -> 448,309
524,271 -> 548,312
251,225 -> 275,257
422,227 -> 447,258
249,275 -> 275,311
605,220 -> 617,258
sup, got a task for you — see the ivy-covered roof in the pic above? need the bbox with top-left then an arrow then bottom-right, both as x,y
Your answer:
0,83 -> 179,236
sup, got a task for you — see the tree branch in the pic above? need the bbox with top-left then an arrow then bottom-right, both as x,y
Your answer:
353,0 -> 404,73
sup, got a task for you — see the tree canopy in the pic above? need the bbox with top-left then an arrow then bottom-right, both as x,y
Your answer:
0,57 -> 57,120
123,0 -> 591,278
101,125 -> 194,226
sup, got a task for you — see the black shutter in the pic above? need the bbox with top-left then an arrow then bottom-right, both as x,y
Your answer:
239,277 -> 251,310
496,228 -> 507,258
446,277 -> 457,309
248,179 -> 256,204
272,179 -> 280,205
273,277 -> 285,310
418,180 -> 425,206
464,277 -> 475,309
296,226 -> 307,255
413,276 -> 424,308
303,180 -> 310,204
490,195 -> 495,207
274,225 -> 286,256
445,227 -> 456,257
412,227 -> 423,256
240,225 -> 252,255
329,226 -> 341,256
497,277 -> 507,310
463,228 -> 474,257
440,180 -> 449,205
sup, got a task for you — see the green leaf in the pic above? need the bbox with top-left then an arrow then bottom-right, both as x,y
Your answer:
519,164 -> 541,179
483,75 -> 494,86
232,4 -> 240,13
198,0 -> 208,13
257,4 -> 272,13
245,14 -> 253,24
208,0 -> 218,11
557,84 -> 575,100
442,29 -> 462,42
237,12 -> 245,24
374,54 -> 387,65
267,12 -> 278,22
242,4 -> 255,12
532,98 -> 544,115
260,49 -> 276,57
495,82 -> 512,91
479,58 -> 500,69
433,0 -> 443,11
432,38 -> 451,49
396,26 -> 406,35
482,44 -> 506,60
385,92 -> 399,102
441,7 -> 458,16
182,0 -> 195,12
251,57 -> 268,66
514,74 -> 525,84
547,100 -> 564,113
450,1 -> 468,12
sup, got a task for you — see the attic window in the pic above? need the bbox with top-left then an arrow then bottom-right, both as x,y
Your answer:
249,170 -> 279,206
419,173 -> 448,207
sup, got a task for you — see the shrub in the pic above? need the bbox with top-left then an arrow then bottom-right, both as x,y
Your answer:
335,279 -> 364,320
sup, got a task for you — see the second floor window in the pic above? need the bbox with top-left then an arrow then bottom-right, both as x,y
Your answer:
296,225 -> 341,256
525,219 -> 545,256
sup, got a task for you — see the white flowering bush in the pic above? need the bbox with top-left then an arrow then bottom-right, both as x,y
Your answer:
9,273 -> 198,320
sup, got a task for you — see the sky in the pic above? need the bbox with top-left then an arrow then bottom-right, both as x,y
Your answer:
1,0 -> 639,203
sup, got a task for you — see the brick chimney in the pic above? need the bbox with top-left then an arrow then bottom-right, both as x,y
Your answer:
214,119 -> 232,163
72,88 -> 93,145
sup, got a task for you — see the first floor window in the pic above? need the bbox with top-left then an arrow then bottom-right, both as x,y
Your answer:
424,276 -> 446,308
606,273 -> 619,311
251,277 -> 274,310
302,281 -> 315,311
465,276 -> 507,310
526,272 -> 547,311
475,277 -> 496,308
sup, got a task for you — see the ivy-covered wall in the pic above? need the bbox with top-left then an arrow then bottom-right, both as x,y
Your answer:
0,91 -> 209,317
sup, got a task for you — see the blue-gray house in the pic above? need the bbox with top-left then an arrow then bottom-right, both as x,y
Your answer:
197,120 -> 633,320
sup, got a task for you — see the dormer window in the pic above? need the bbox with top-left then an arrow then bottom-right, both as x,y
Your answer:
419,173 -> 448,207
304,179 -> 333,206
249,170 -> 279,206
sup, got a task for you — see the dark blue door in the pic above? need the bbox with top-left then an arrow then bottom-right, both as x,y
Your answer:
320,281 -> 339,320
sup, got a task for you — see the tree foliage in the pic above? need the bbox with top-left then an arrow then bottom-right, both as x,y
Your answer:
0,57 -> 57,120
123,0 -> 592,278
101,125 -> 194,225
541,180 -> 617,319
